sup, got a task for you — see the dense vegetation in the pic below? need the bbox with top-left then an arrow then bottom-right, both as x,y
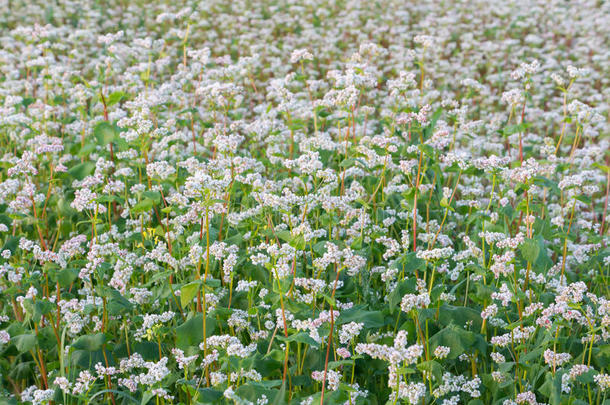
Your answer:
0,0 -> 609,404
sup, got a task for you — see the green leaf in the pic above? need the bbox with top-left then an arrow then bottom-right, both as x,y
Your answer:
107,289 -> 133,315
350,237 -> 363,250
35,300 -> 55,318
181,281 -> 201,307
176,314 -> 216,350
13,334 -> 36,353
96,194 -> 121,204
107,91 -> 125,106
388,278 -> 417,313
313,241 -> 328,255
532,235 -> 552,272
403,252 -> 425,274
235,382 -> 280,404
20,299 -> 35,320
533,176 -> 559,193
592,345 -> 610,369
142,190 -> 161,204
71,333 -> 106,351
440,196 -> 453,210
1,236 -> 19,255
502,123 -> 531,136
94,121 -> 118,145
67,162 -> 95,180
141,391 -> 154,405
22,97 -> 36,108
593,162 -> 610,174
277,331 -> 319,348
337,305 -> 385,328
339,158 -> 355,168
202,278 -> 221,290
195,388 -> 223,403
131,198 -> 154,214
322,294 -> 336,307
87,389 -> 139,404
437,305 -> 483,330
520,238 -> 540,263
275,230 -> 291,243
57,268 -> 78,287
78,143 -> 96,157
520,346 -> 544,363
575,369 -> 597,384
417,360 -> 443,382
539,371 -> 566,405
290,234 -> 306,250
429,325 -> 480,360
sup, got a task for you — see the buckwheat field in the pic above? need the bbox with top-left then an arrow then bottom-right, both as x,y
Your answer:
0,0 -> 609,404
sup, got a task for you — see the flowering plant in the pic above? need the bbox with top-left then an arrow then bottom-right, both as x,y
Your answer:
0,1 -> 609,405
